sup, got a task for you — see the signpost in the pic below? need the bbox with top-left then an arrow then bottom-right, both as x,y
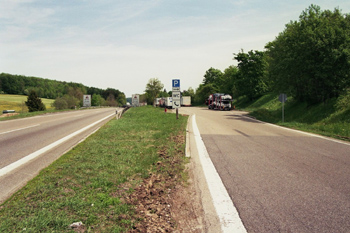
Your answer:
172,79 -> 180,91
132,94 -> 139,107
172,91 -> 181,108
172,79 -> 181,119
279,94 -> 287,123
83,95 -> 91,107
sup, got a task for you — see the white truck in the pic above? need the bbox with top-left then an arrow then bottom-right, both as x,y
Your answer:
207,93 -> 232,110
154,98 -> 161,106
181,96 -> 191,106
155,96 -> 191,108
164,97 -> 173,109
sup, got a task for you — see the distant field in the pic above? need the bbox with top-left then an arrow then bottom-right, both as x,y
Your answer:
0,94 -> 55,113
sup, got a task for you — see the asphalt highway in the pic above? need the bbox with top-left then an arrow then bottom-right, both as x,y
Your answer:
180,107 -> 350,233
0,108 -> 117,203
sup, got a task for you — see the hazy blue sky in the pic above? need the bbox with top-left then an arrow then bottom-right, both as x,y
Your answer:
1,0 -> 349,97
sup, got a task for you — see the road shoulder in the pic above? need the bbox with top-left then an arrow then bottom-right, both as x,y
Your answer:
175,113 -> 247,232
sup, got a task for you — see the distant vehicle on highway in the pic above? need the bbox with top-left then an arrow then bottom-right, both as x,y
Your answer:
206,93 -> 232,110
122,102 -> 131,108
181,96 -> 191,107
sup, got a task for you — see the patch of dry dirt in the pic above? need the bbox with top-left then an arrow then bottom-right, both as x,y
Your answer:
0,113 -> 19,118
123,135 -> 205,232
170,165 -> 205,233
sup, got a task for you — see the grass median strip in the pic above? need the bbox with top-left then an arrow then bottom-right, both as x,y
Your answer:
0,106 -> 189,232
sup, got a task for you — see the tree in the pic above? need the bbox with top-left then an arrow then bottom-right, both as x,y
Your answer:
193,68 -> 226,105
159,89 -> 169,98
336,88 -> 350,111
203,68 -> 223,88
139,94 -> 148,104
25,90 -> 46,112
116,92 -> 126,106
234,50 -> 269,100
64,95 -> 80,109
194,83 -> 218,105
0,73 -> 126,103
106,93 -> 117,106
266,5 -> 350,104
102,88 -> 126,106
145,78 -> 164,105
182,87 -> 195,98
222,66 -> 239,96
91,94 -> 105,106
52,97 -> 68,110
52,94 -> 80,110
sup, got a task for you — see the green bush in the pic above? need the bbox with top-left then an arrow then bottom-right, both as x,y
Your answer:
336,89 -> 350,111
25,90 -> 46,112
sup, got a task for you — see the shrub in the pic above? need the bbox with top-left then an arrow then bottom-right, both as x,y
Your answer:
25,90 -> 46,112
336,89 -> 350,111
52,97 -> 68,110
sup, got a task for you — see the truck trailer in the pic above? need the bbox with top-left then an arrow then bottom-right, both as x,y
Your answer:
181,96 -> 191,106
155,96 -> 191,109
164,97 -> 173,109
207,93 -> 232,110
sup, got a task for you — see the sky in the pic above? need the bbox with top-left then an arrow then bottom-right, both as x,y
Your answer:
1,0 -> 350,97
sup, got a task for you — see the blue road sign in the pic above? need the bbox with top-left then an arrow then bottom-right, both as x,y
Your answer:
172,79 -> 180,88
279,94 -> 287,103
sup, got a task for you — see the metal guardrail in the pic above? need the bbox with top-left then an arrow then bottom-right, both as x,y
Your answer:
116,107 -> 130,119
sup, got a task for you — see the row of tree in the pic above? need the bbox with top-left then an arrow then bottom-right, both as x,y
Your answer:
0,73 -> 126,109
193,5 -> 350,105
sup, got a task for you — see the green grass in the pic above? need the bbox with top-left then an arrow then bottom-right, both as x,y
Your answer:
0,106 -> 188,232
0,94 -> 55,113
0,94 -> 76,121
234,93 -> 350,141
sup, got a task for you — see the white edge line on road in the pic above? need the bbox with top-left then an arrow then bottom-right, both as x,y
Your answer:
0,124 -> 40,135
185,115 -> 191,158
191,114 -> 247,233
0,113 -> 115,178
241,115 -> 350,146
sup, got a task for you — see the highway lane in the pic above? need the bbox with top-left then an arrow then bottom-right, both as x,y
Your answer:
179,107 -> 350,233
0,108 -> 118,203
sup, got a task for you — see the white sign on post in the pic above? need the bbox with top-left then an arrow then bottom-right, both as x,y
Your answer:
172,79 -> 181,109
83,95 -> 91,107
132,94 -> 139,107
172,79 -> 180,88
172,91 -> 181,109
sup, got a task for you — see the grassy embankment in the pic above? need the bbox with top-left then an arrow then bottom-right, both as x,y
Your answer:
234,93 -> 350,141
0,106 -> 188,232
0,94 -> 55,120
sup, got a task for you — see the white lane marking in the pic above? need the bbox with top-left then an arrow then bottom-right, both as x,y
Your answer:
192,115 -> 247,233
185,115 -> 191,158
240,115 -> 350,146
0,113 -> 115,177
0,124 -> 40,135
